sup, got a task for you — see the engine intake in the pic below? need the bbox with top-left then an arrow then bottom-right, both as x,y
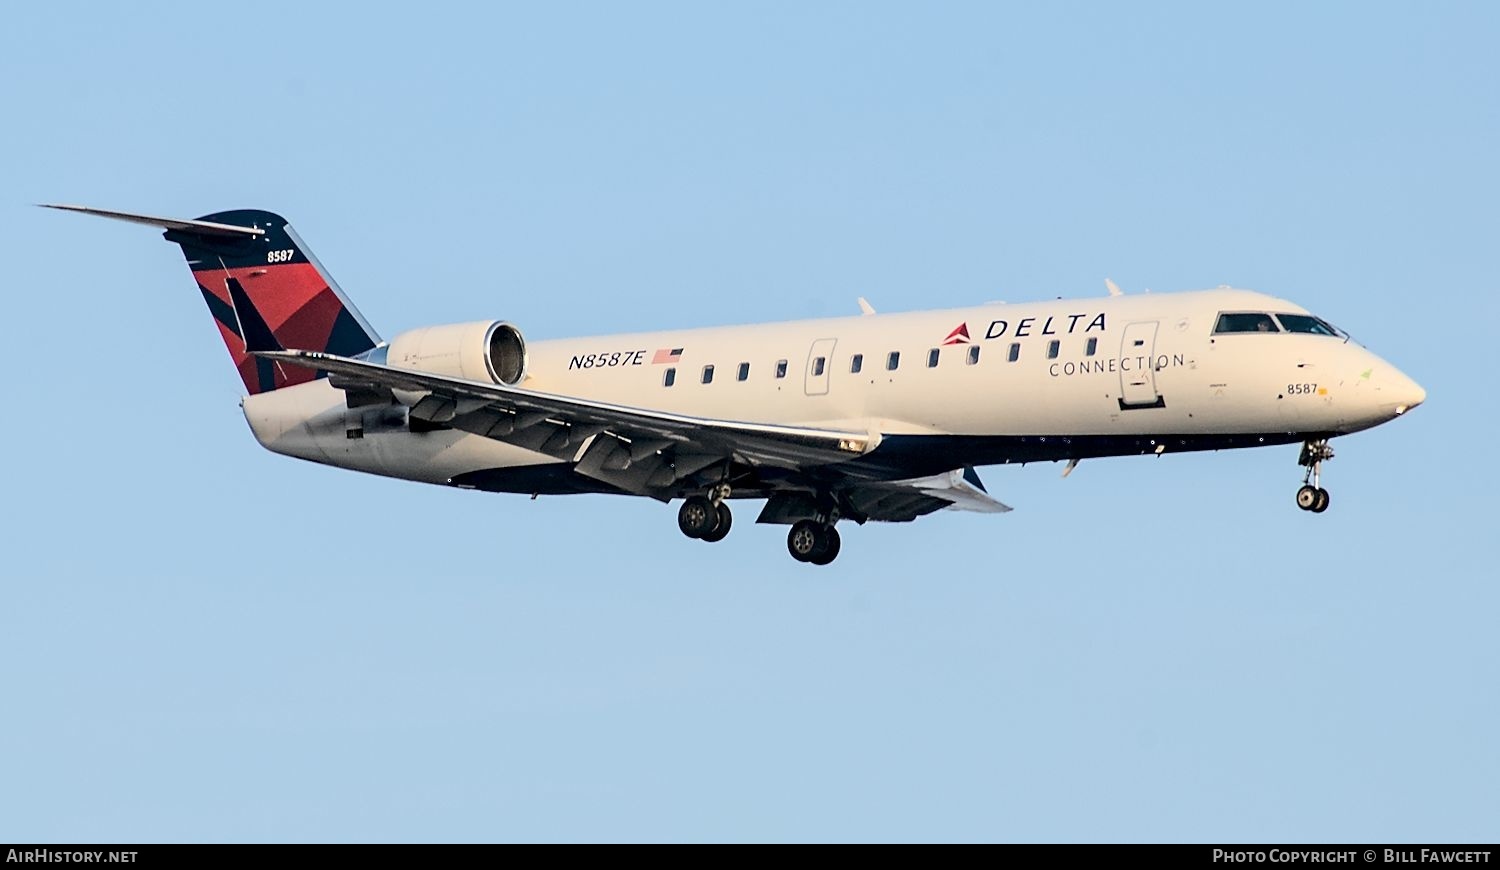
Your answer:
386,320 -> 527,386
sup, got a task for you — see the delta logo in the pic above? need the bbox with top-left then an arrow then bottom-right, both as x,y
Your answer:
941,323 -> 971,345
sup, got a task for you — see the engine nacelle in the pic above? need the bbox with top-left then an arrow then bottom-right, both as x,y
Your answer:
386,320 -> 527,385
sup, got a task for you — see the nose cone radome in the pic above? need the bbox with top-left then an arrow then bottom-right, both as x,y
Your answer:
1391,371 -> 1426,417
1365,363 -> 1425,423
1339,352 -> 1426,434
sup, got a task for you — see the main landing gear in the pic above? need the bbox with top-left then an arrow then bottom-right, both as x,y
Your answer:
1296,439 -> 1334,514
676,486 -> 844,565
677,483 -> 733,543
787,519 -> 841,566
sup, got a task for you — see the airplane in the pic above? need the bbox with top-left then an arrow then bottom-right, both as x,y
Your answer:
46,204 -> 1426,565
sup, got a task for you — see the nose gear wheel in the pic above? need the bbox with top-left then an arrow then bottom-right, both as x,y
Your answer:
1296,439 -> 1334,513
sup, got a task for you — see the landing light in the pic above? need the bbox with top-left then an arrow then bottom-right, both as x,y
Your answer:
1395,405 -> 1409,415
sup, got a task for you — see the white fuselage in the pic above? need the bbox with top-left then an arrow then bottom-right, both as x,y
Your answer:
240,288 -> 1424,488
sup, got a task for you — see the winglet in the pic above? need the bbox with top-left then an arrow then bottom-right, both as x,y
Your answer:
1105,278 -> 1124,297
857,297 -> 876,316
226,278 -> 283,353
907,467 -> 1012,513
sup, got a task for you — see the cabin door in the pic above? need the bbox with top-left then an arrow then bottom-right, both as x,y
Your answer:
1118,321 -> 1163,408
805,338 -> 837,396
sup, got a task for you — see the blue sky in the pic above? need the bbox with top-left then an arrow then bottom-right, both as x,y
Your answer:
1,2 -> 1495,842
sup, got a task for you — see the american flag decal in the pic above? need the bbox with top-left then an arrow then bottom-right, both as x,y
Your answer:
652,347 -> 684,364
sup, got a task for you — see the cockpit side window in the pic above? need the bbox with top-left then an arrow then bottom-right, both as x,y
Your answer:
1275,313 -> 1343,337
1213,312 -> 1280,334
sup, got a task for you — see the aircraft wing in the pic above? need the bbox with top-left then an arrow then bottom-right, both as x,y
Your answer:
259,349 -> 880,496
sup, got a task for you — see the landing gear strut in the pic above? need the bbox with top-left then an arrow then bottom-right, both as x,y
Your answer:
1296,439 -> 1333,514
677,483 -> 733,542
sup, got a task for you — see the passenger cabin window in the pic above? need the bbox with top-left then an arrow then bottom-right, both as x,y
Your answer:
775,359 -> 788,378
663,367 -> 676,387
701,364 -> 714,384
1008,343 -> 1020,363
736,362 -> 750,381
1047,340 -> 1060,359
966,345 -> 981,365
927,348 -> 940,368
1275,313 -> 1342,336
850,354 -> 863,374
1214,312 -> 1281,334
812,356 -> 826,376
887,351 -> 901,371
1086,337 -> 1097,356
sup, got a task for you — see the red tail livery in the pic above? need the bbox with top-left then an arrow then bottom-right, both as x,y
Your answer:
164,209 -> 380,393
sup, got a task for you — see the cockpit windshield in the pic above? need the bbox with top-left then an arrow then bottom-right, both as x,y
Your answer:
1213,312 -> 1280,334
1213,311 -> 1349,339
1274,313 -> 1345,338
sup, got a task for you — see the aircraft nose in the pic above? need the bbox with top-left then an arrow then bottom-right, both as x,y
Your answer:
1341,354 -> 1426,432
1392,371 -> 1426,416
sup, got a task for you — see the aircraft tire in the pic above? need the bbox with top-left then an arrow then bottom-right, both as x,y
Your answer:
678,495 -> 718,539
700,503 -> 733,542
787,520 -> 823,562
809,526 -> 841,565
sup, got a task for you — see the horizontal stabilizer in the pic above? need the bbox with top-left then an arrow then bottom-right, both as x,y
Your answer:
39,204 -> 265,238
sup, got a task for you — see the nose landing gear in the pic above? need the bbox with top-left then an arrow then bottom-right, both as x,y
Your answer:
1296,439 -> 1334,513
